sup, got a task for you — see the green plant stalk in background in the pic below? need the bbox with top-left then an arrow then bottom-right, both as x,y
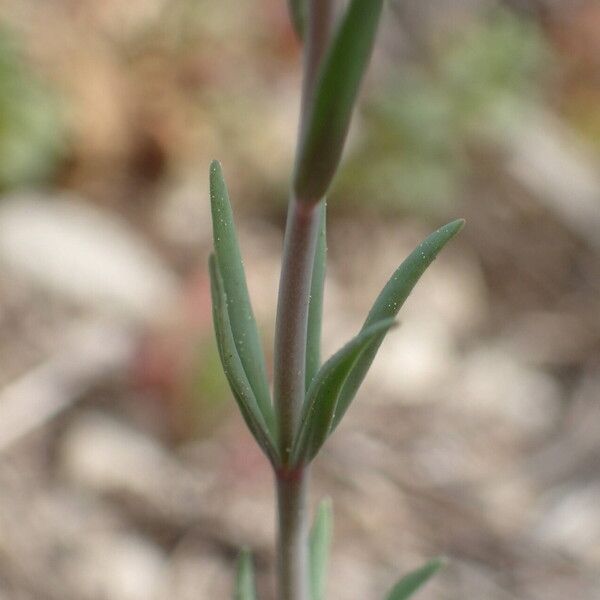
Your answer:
209,1 -> 464,599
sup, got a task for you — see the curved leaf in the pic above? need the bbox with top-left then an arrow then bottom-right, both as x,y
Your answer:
310,498 -> 333,600
292,318 -> 396,464
209,255 -> 279,465
331,219 -> 465,432
293,0 -> 384,202
210,160 -> 275,435
234,549 -> 257,600
306,200 -> 327,391
384,558 -> 444,600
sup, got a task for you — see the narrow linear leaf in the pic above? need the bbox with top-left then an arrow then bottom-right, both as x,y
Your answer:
292,318 -> 396,464
306,200 -> 327,391
209,255 -> 279,465
384,558 -> 445,600
331,219 -> 465,431
310,498 -> 333,600
363,220 -> 465,327
210,160 -> 275,435
288,0 -> 306,39
294,0 -> 384,202
234,549 -> 257,600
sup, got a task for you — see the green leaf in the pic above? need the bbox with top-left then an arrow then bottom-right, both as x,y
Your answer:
234,549 -> 257,600
306,201 -> 327,391
292,318 -> 397,464
331,219 -> 464,432
310,499 -> 333,600
209,255 -> 279,465
288,0 -> 306,39
210,161 -> 275,436
293,0 -> 384,202
384,558 -> 444,600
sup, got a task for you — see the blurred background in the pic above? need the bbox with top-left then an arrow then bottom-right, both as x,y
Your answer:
0,0 -> 598,598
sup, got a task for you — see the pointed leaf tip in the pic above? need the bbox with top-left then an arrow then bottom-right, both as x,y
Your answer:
209,162 -> 275,436
447,218 -> 466,234
209,160 -> 225,191
384,557 -> 445,600
330,219 -> 464,432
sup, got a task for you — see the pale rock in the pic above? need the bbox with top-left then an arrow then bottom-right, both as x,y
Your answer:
163,547 -> 231,600
365,317 -> 457,401
155,177 -> 211,251
534,484 -> 600,566
0,194 -> 178,321
332,552 -> 377,600
402,251 -> 488,335
70,532 -> 168,600
451,346 -> 561,434
60,412 -> 211,516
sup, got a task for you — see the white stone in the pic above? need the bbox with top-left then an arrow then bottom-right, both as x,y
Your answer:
72,533 -> 167,600
366,317 -> 457,401
535,484 -> 600,565
452,346 -> 561,434
0,193 -> 177,321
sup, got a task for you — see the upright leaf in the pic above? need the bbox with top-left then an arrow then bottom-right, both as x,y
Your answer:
288,0 -> 306,39
234,549 -> 258,600
306,201 -> 327,391
209,255 -> 279,465
292,319 -> 396,464
310,499 -> 333,600
331,219 -> 464,431
384,558 -> 444,600
210,161 -> 275,435
294,0 -> 384,202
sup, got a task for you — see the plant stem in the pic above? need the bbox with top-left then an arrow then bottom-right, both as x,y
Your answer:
276,467 -> 310,600
275,0 -> 335,467
274,196 -> 318,600
274,197 -> 321,460
273,3 -> 335,600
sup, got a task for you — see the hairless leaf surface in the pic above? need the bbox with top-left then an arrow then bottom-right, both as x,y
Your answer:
234,549 -> 258,600
294,0 -> 384,202
309,499 -> 333,600
210,160 -> 275,435
208,1 -> 464,596
209,255 -> 279,465
305,201 -> 327,391
292,318 -> 396,465
331,219 -> 465,432
384,558 -> 444,600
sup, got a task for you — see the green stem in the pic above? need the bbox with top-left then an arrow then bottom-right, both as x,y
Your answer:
274,197 -> 321,460
273,4 -> 335,600
276,467 -> 310,600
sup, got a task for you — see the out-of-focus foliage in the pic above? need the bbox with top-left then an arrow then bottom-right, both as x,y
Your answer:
384,558 -> 444,600
234,549 -> 257,600
0,27 -> 64,190
335,8 -> 551,215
